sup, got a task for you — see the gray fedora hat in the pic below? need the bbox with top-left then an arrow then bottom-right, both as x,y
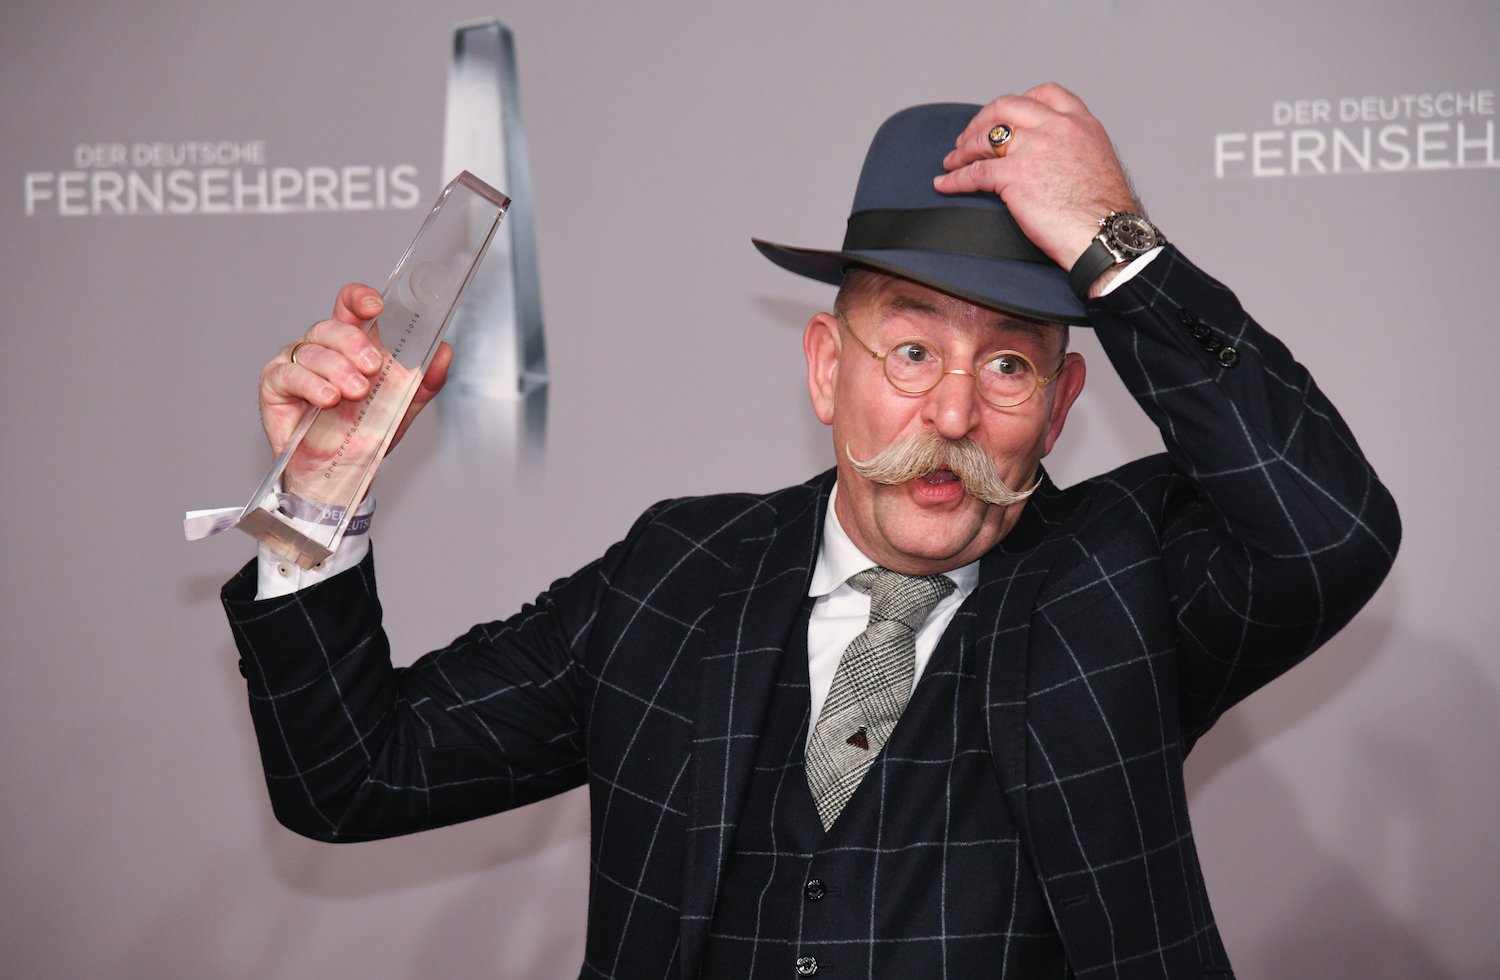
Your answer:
753,103 -> 1087,325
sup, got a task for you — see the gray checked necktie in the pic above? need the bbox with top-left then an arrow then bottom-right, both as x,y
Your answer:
805,566 -> 956,830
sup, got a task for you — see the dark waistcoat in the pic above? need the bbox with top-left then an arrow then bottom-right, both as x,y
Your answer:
701,599 -> 1068,979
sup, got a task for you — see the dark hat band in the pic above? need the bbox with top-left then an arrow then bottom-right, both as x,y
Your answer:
842,208 -> 1049,265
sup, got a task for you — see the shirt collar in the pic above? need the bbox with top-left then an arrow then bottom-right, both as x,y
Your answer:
810,482 -> 979,598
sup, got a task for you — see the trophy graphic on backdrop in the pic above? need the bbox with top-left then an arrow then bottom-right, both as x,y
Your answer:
439,20 -> 548,452
231,172 -> 511,568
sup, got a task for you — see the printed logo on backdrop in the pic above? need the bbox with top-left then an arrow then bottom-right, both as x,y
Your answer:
23,21 -> 549,463
1215,88 -> 1497,178
23,141 -> 422,217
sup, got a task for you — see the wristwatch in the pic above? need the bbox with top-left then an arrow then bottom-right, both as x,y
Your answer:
1068,212 -> 1167,300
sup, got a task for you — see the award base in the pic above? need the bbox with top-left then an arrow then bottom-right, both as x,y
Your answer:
235,171 -> 510,569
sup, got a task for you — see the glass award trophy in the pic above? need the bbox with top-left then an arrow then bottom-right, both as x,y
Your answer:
235,171 -> 510,568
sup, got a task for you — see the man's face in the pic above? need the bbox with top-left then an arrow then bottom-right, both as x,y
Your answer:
804,273 -> 1085,575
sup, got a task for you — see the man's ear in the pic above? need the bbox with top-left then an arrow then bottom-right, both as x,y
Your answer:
804,312 -> 841,425
1041,352 -> 1086,456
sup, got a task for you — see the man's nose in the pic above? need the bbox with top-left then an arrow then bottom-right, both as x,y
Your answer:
922,368 -> 983,440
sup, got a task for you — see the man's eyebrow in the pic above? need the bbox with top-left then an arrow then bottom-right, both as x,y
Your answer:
874,294 -> 945,323
993,318 -> 1050,342
871,294 -> 1055,347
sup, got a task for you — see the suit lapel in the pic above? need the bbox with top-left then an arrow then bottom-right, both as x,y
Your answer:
678,476 -> 828,978
972,475 -> 1076,874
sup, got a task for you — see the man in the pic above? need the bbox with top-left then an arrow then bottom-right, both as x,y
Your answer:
225,85 -> 1400,978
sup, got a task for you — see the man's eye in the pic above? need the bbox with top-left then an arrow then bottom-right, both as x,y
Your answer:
985,355 -> 1026,377
893,342 -> 932,364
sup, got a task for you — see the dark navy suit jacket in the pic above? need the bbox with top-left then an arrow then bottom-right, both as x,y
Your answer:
224,248 -> 1400,978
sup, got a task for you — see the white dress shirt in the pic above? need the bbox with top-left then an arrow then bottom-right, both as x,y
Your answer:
805,483 -> 977,739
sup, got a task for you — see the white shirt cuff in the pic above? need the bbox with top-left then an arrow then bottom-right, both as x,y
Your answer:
1095,245 -> 1163,296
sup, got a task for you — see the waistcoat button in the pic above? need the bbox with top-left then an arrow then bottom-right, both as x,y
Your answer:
804,878 -> 827,901
795,955 -> 819,976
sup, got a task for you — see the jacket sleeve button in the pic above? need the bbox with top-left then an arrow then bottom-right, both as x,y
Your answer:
1217,346 -> 1239,368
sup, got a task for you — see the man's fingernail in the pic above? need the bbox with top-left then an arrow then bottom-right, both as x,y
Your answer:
361,296 -> 381,311
360,350 -> 382,371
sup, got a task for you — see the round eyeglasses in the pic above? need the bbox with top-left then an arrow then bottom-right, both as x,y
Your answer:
839,319 -> 1065,409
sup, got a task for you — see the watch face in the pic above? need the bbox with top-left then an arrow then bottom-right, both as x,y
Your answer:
1105,213 -> 1159,255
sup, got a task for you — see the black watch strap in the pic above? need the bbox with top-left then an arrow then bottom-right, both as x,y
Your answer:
1069,239 -> 1118,301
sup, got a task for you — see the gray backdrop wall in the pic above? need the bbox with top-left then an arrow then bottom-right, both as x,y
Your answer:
3,0 -> 1497,976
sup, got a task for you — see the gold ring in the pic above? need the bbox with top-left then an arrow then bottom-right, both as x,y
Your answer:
289,340 -> 312,365
987,123 -> 1014,158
